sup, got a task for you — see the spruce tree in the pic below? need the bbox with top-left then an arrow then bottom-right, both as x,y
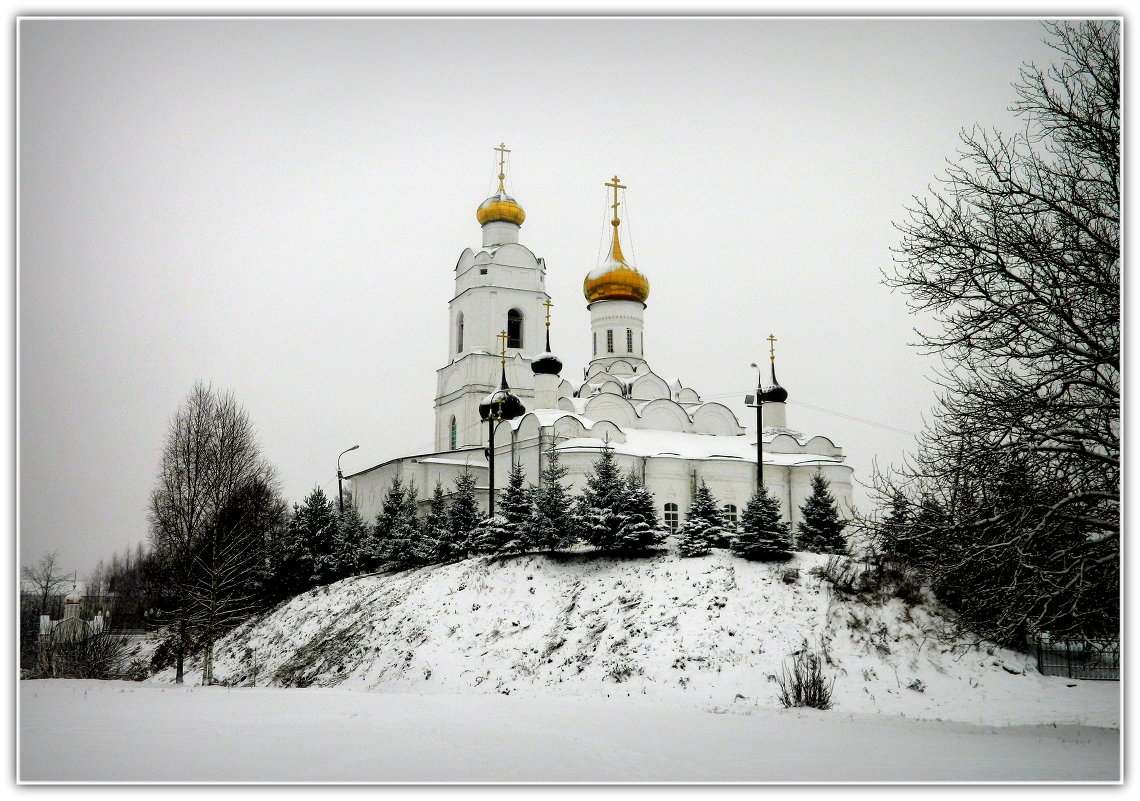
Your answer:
615,470 -> 666,553
333,501 -> 370,578
446,469 -> 482,561
272,501 -> 314,598
676,481 -> 730,558
575,445 -> 628,552
732,483 -> 793,561
295,486 -> 339,586
414,479 -> 450,565
527,444 -> 577,553
373,476 -> 422,569
475,461 -> 532,555
796,471 -> 847,554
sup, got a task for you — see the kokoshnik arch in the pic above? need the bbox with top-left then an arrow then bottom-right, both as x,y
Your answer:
345,146 -> 854,534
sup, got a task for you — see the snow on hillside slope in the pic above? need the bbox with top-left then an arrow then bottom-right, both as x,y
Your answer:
152,550 -> 1118,729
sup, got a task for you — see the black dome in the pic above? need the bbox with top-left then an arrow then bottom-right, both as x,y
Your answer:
531,352 -> 563,375
479,365 -> 526,421
760,363 -> 788,403
531,330 -> 562,376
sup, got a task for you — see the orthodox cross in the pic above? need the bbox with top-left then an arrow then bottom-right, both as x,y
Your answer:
767,333 -> 777,363
498,329 -> 509,364
605,175 -> 626,225
543,298 -> 554,329
495,143 -> 510,192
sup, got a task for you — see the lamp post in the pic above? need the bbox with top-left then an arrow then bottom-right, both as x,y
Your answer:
748,362 -> 764,493
337,445 -> 359,514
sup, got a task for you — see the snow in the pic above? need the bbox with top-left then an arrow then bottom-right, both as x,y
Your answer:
18,550 -> 1120,782
556,428 -> 845,464
19,680 -> 1118,782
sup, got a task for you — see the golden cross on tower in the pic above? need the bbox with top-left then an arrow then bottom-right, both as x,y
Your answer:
494,143 -> 511,192
605,175 -> 626,225
543,298 -> 554,329
498,329 -> 509,364
767,334 -> 778,363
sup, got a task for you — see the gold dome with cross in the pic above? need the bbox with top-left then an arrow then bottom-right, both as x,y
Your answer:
583,175 -> 650,305
476,143 -> 527,226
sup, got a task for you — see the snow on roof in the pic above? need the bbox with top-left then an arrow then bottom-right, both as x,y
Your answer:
554,427 -> 844,464
417,456 -> 488,467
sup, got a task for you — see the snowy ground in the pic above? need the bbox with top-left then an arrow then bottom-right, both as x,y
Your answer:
19,550 -> 1121,782
19,679 -> 1119,782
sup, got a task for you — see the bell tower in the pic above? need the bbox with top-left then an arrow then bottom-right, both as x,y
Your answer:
583,175 -> 651,375
434,145 -> 551,451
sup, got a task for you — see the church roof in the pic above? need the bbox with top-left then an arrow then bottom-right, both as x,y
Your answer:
554,427 -> 845,464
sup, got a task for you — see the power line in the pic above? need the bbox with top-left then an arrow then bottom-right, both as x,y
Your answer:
702,389 -> 917,436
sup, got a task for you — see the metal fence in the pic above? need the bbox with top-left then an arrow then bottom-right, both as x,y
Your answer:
1031,635 -> 1119,680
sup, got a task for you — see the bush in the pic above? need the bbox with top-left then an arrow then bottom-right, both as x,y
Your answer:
32,633 -> 133,680
776,641 -> 835,710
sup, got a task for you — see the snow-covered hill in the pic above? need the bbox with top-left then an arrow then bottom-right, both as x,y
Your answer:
152,549 -> 1117,728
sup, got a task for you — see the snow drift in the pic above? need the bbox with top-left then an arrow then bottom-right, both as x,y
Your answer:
151,549 -> 1118,729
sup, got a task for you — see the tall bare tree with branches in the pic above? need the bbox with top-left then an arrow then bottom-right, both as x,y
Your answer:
871,21 -> 1119,645
150,383 -> 282,683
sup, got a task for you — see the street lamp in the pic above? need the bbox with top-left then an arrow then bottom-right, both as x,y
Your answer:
337,445 -> 359,513
747,362 -> 764,493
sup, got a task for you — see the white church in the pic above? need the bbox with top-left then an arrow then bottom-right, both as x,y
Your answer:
346,148 -> 853,536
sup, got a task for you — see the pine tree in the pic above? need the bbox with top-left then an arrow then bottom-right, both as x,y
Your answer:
676,481 -> 730,558
372,477 -> 422,569
732,483 -> 793,561
527,444 -> 577,553
472,461 -> 531,555
270,501 -> 313,598
414,480 -> 450,565
446,469 -> 482,561
797,471 -> 847,554
615,470 -> 666,553
575,445 -> 628,552
333,501 -> 369,578
285,486 -> 338,586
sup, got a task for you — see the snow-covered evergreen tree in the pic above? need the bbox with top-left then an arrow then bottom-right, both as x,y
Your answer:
731,483 -> 793,561
676,481 -> 729,558
796,471 -> 847,554
333,501 -> 370,577
527,444 -> 577,553
615,470 -> 666,553
414,480 -> 450,565
373,476 -> 422,569
575,445 -> 628,552
304,487 -> 340,584
470,514 -> 510,555
445,469 -> 482,561
473,461 -> 531,555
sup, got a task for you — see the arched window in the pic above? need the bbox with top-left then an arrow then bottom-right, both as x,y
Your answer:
664,502 -> 679,532
456,313 -> 464,353
626,328 -> 633,353
723,504 -> 738,524
606,329 -> 614,353
507,308 -> 523,349
449,416 -> 457,450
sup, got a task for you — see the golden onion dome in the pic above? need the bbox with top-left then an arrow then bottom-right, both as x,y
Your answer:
476,190 -> 526,226
584,214 -> 650,305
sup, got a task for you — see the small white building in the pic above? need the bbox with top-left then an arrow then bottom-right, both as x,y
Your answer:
347,152 -> 853,536
39,585 -> 108,643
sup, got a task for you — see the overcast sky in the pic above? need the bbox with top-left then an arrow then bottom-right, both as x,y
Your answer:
18,16 -> 1064,576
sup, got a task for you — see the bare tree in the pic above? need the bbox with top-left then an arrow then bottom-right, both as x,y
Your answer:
873,22 -> 1119,645
21,551 -> 70,617
150,383 -> 281,684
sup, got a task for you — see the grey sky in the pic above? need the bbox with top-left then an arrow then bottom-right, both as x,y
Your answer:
18,17 -> 1061,575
